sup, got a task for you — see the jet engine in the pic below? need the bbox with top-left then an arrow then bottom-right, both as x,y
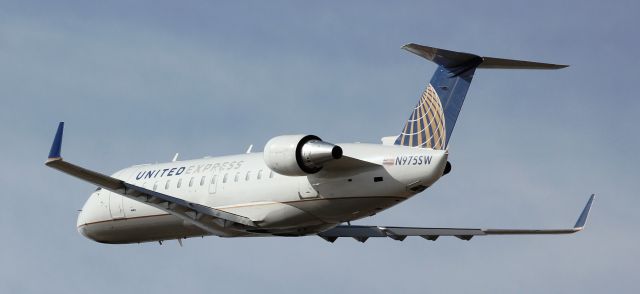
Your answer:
263,135 -> 343,176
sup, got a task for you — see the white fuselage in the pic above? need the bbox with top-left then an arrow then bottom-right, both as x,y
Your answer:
77,143 -> 448,243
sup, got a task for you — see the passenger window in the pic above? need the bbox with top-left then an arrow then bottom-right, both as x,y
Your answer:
257,170 -> 263,180
153,182 -> 158,191
165,180 -> 170,190
269,171 -> 274,178
189,177 -> 194,187
200,176 -> 205,186
211,175 -> 217,184
234,172 -> 240,182
223,173 -> 228,183
245,171 -> 251,181
177,178 -> 182,188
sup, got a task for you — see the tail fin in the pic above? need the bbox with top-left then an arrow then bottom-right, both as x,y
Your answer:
394,43 -> 567,149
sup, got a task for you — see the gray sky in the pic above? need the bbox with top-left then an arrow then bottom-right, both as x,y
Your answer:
1,1 -> 638,293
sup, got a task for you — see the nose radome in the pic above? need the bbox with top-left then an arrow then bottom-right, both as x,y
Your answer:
76,190 -> 112,242
76,209 -> 96,240
76,209 -> 87,237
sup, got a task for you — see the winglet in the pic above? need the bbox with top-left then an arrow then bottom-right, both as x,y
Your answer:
574,194 -> 595,230
48,122 -> 64,159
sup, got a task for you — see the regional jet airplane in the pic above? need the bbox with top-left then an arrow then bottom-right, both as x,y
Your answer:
46,44 -> 594,244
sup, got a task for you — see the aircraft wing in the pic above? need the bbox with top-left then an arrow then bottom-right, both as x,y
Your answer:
318,194 -> 594,243
44,122 -> 256,234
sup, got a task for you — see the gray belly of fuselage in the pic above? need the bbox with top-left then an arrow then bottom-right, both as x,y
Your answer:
78,195 -> 407,244
78,214 -> 208,244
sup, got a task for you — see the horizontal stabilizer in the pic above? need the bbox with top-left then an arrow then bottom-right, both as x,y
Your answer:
318,195 -> 594,242
402,43 -> 568,70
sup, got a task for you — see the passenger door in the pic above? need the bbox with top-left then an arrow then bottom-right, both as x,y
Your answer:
109,192 -> 126,219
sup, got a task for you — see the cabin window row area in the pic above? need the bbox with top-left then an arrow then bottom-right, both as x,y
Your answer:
149,169 -> 275,192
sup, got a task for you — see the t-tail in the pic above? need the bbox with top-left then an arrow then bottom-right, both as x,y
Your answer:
395,43 -> 567,149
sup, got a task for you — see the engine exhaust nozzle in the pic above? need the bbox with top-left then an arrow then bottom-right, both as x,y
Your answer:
299,140 -> 342,172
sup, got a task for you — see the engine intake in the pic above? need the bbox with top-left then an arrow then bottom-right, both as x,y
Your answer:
264,135 -> 342,176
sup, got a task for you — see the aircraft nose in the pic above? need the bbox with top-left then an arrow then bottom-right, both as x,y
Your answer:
77,210 -> 86,236
76,210 -> 91,239
76,199 -> 95,240
76,189 -> 112,242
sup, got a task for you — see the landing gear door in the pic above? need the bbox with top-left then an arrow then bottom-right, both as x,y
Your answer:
109,192 -> 126,219
298,177 -> 319,199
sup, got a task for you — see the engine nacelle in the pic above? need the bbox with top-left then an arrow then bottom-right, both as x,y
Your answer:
263,135 -> 343,176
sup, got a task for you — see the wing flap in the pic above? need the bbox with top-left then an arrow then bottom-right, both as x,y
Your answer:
318,225 -> 486,242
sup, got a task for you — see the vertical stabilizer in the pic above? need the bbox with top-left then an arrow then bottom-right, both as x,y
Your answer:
394,43 -> 567,149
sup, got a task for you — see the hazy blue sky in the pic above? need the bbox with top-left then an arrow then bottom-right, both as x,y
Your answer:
1,1 -> 638,293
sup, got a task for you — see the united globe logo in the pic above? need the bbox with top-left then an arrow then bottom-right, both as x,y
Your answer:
395,84 -> 446,149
